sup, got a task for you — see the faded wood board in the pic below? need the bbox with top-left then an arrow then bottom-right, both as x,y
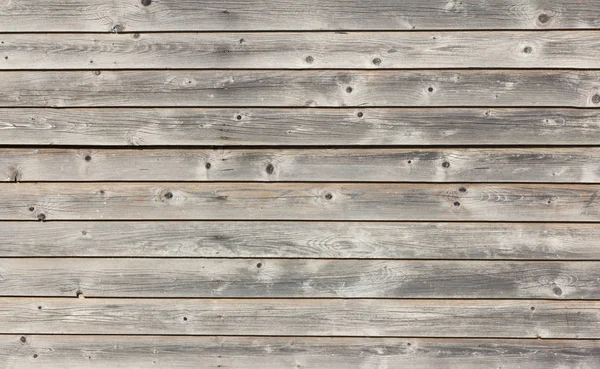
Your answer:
4,32 -> 600,69
0,0 -> 596,32
0,298 -> 598,338
2,221 -> 600,260
3,182 -> 600,221
0,259 -> 598,299
2,336 -> 599,369
2,70 -> 600,107
3,148 -> 600,183
2,108 -> 599,146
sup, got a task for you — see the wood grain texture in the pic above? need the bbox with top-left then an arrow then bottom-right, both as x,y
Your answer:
3,148 -> 600,182
2,336 -> 599,369
0,298 -> 598,338
1,259 -> 598,299
0,0 -> 597,31
1,70 -> 599,107
2,182 -> 600,221
3,108 -> 600,146
2,221 -> 600,260
3,32 -> 600,69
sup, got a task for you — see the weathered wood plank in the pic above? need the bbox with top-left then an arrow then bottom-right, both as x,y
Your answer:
3,32 -> 600,69
2,336 -> 599,369
3,148 -> 600,183
2,108 -> 599,146
0,0 -> 596,32
2,221 -> 600,260
2,183 -> 599,221
0,259 -> 597,299
0,298 -> 597,337
1,71 -> 599,107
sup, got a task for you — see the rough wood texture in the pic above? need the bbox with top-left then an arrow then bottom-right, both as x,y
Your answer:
3,182 -> 600,221
0,259 -> 598,299
3,108 -> 600,146
0,298 -> 597,338
2,70 -> 600,107
2,336 -> 599,369
3,148 -> 600,182
0,0 -> 597,31
2,221 -> 600,260
3,32 -> 600,69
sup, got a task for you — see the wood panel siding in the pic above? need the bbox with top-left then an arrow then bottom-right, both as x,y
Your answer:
0,259 -> 598,298
1,182 -> 599,221
2,336 -> 599,369
2,32 -> 600,70
3,148 -> 600,182
2,70 -> 600,107
1,298 -> 598,338
2,108 -> 600,146
2,221 -> 600,259
2,0 -> 599,367
0,0 -> 599,32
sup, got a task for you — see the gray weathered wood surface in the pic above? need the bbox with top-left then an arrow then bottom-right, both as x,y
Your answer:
2,70 -> 600,107
0,259 -> 597,299
1,298 -> 598,338
3,221 -> 600,260
2,0 -> 600,365
3,108 -> 599,146
3,32 -> 600,69
0,0 -> 597,32
3,148 -> 600,182
2,182 -> 599,221
1,336 -> 599,369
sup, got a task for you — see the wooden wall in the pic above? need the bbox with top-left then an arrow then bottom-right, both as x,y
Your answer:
1,0 -> 600,367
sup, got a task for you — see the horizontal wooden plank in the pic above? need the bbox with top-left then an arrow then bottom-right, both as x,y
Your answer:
3,148 -> 600,183
1,259 -> 598,299
3,32 -> 600,69
2,183 -> 599,221
2,221 -> 600,260
1,70 -> 599,107
2,108 -> 599,146
0,0 -> 597,31
2,336 -> 599,369
1,298 -> 597,337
